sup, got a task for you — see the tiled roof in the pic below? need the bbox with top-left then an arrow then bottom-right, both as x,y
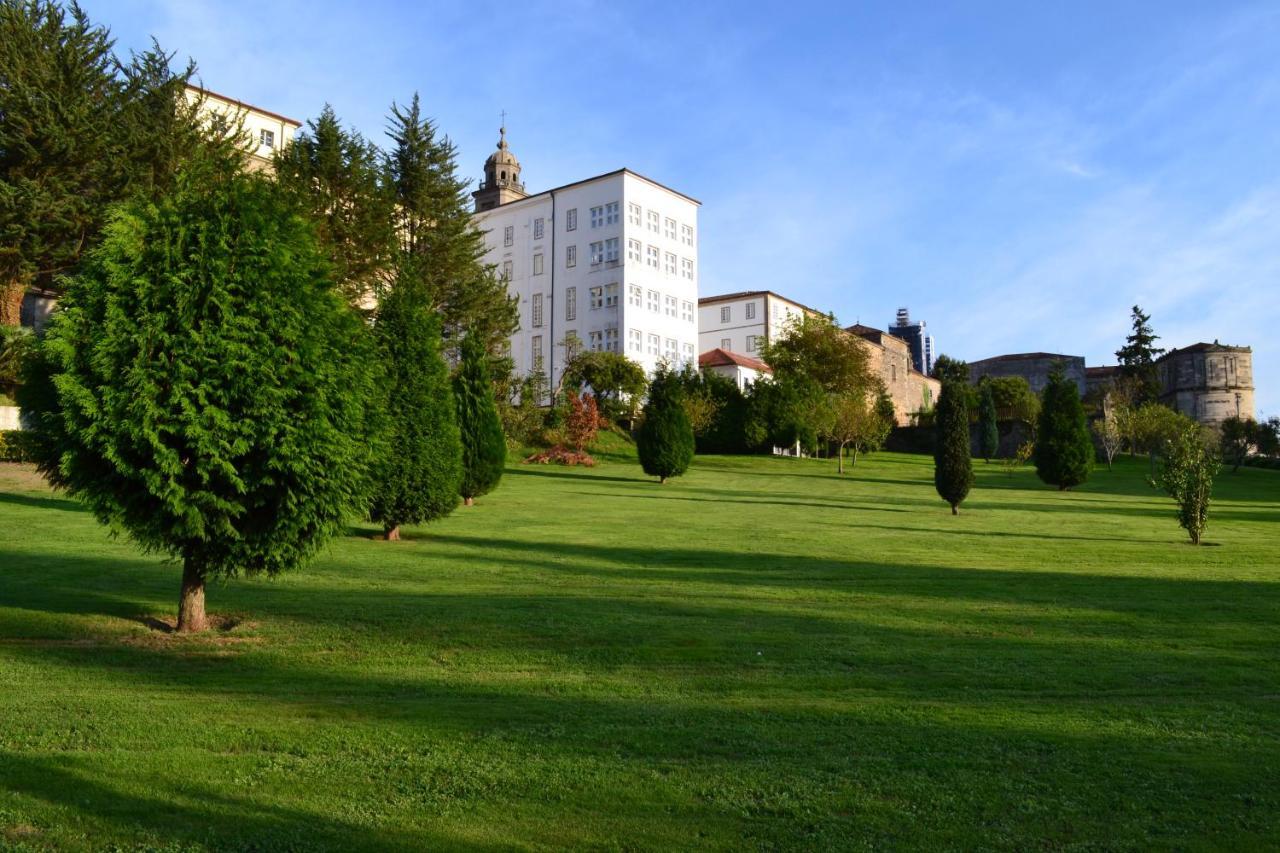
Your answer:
698,348 -> 772,373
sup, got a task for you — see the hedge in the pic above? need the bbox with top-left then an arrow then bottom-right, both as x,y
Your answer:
0,430 -> 38,463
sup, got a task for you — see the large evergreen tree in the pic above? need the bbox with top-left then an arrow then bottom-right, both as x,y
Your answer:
369,266 -> 463,540
1035,365 -> 1094,490
18,148 -> 379,632
977,381 -> 999,461
385,94 -> 516,359
454,329 -> 506,505
636,366 -> 695,484
1115,305 -> 1165,404
933,380 -> 974,514
274,105 -> 396,309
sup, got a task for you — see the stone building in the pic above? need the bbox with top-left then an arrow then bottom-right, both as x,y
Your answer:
847,324 -> 941,425
968,352 -> 1086,396
1156,342 -> 1254,424
1084,365 -> 1119,398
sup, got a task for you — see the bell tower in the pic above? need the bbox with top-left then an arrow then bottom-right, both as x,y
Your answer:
472,120 -> 528,212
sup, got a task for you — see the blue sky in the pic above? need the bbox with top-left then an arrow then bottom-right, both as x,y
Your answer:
92,0 -> 1280,415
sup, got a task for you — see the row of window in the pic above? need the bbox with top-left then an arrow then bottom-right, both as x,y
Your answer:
500,206 -> 695,247
502,244 -> 695,279
717,302 -> 758,324
627,203 -> 695,245
530,286 -> 695,327
530,332 -> 695,367
720,335 -> 762,353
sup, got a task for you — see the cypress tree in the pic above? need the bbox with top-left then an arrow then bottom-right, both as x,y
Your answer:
977,382 -> 999,461
369,266 -> 463,539
636,366 -> 695,484
934,380 -> 974,514
454,330 -> 506,506
18,148 -> 380,632
1035,365 -> 1094,490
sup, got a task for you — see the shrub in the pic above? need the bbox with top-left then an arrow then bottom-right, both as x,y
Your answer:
1156,422 -> 1219,544
0,429 -> 38,463
636,366 -> 695,483
1035,365 -> 1093,490
933,380 -> 973,514
454,331 -> 506,506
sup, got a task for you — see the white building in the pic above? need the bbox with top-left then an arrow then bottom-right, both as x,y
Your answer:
697,290 -> 822,357
184,85 -> 300,173
472,129 -> 700,395
698,348 -> 772,390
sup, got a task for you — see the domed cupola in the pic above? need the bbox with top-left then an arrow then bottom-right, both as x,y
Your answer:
473,123 -> 529,212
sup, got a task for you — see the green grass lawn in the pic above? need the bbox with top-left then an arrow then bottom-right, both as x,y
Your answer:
1,443 -> 1278,851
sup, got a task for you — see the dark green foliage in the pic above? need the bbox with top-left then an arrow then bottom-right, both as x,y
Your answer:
931,354 -> 970,386
744,376 -> 826,453
385,94 -> 517,361
983,375 -> 1040,424
977,382 -> 999,461
1035,365 -> 1094,490
560,349 -> 647,422
369,269 -> 463,536
1115,305 -> 1165,404
670,365 -> 748,454
454,330 -> 506,502
933,380 -> 974,513
18,149 -> 379,581
274,105 -> 397,309
0,428 -> 37,462
636,366 -> 695,483
875,390 -> 896,429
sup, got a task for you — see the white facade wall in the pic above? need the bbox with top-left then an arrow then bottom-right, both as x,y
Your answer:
474,171 -> 699,394
185,87 -> 300,170
704,363 -> 767,391
697,293 -> 810,356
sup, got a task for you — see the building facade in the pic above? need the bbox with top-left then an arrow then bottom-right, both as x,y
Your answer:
472,133 -> 700,394
184,85 -> 300,173
847,324 -> 940,424
968,352 -> 1086,396
886,308 -> 936,376
1157,343 -> 1254,424
697,291 -> 821,358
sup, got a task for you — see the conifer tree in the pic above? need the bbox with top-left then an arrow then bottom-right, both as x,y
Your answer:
934,380 -> 974,514
977,381 -> 999,461
18,148 -> 379,632
1115,305 -> 1166,404
636,366 -> 695,484
453,329 -> 506,506
369,265 -> 463,539
274,105 -> 396,309
1035,365 -> 1094,490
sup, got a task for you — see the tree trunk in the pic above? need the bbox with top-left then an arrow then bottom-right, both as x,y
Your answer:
385,524 -> 401,541
463,496 -> 475,506
951,504 -> 958,516
659,475 -> 667,484
0,279 -> 26,327
177,558 -> 207,633
837,443 -> 845,474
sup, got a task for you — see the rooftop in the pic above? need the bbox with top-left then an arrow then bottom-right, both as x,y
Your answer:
471,167 -> 700,212
970,352 -> 1084,365
1158,341 -> 1252,359
698,348 -> 772,373
698,290 -> 825,317
185,84 -> 302,128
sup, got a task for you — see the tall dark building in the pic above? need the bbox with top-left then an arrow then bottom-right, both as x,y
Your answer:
887,308 -> 935,376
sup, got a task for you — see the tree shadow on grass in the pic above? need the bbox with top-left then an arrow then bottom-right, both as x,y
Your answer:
507,466 -> 643,485
0,491 -> 88,513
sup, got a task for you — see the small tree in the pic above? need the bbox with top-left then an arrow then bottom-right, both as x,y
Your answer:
977,382 -> 999,461
1092,403 -> 1124,471
19,151 -> 379,631
1157,422 -> 1218,545
453,330 -> 506,506
933,380 -> 973,514
369,270 -> 463,540
1035,366 -> 1093,490
636,367 -> 695,484
829,392 -> 891,473
560,349 -> 647,422
564,391 -> 601,453
1218,416 -> 1259,473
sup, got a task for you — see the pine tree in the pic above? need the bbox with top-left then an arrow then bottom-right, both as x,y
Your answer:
933,380 -> 974,514
636,366 -> 695,484
17,148 -> 380,632
1035,365 -> 1094,490
369,265 -> 463,539
1115,305 -> 1166,404
274,105 -> 397,309
453,329 -> 506,505
385,94 -> 517,359
977,381 -> 999,461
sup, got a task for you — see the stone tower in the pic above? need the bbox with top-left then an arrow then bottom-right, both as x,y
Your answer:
472,124 -> 527,212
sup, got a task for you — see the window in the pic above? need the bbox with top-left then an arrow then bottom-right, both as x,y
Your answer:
590,241 -> 604,265
605,237 -> 619,263
589,330 -> 603,351
605,202 -> 619,224
664,217 -> 676,240
681,300 -> 693,323
890,363 -> 897,382
682,342 -> 694,363
590,206 -> 604,228
746,302 -> 756,320
646,289 -> 659,313
627,238 -> 642,262
504,225 -> 514,247
628,328 -> 643,352
502,260 -> 512,280
628,284 -> 642,307
566,208 -> 577,231
628,203 -> 642,225
566,244 -> 576,268
646,245 -> 659,268
720,305 -> 730,323
647,333 -> 660,356
532,335 -> 543,371
260,129 -> 275,149
605,327 -> 619,352
721,337 -> 732,349
604,283 -> 619,307
747,335 -> 758,352
531,292 -> 543,327
664,338 -> 678,361
534,218 -> 544,240
532,253 -> 544,276
566,287 -> 577,321
664,252 -> 676,275
681,224 -> 694,246
664,295 -> 677,317
681,257 -> 694,280
589,286 -> 604,309
647,210 -> 659,232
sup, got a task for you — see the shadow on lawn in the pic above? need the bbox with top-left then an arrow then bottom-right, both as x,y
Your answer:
0,491 -> 88,514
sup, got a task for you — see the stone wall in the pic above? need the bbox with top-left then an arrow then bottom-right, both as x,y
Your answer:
851,328 -> 940,425
1157,345 -> 1254,424
969,353 -> 1086,396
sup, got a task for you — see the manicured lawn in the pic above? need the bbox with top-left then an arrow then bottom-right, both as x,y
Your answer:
1,445 -> 1278,850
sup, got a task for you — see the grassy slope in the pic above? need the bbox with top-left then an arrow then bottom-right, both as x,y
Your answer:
1,443 -> 1278,851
